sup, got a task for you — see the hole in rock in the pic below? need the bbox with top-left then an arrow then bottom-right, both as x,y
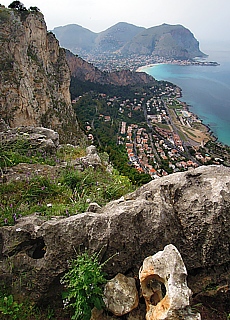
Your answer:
27,238 -> 46,259
146,275 -> 166,306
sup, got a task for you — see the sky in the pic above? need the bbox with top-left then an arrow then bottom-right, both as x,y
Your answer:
1,0 -> 230,51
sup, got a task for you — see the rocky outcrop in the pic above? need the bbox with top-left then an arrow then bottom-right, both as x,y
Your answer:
66,50 -> 155,86
0,126 -> 59,150
139,244 -> 200,320
103,273 -> 139,316
0,6 -> 83,143
0,165 -> 230,312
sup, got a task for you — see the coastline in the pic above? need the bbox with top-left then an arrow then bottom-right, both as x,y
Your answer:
178,98 -> 217,145
138,64 -> 217,146
136,63 -> 162,72
138,58 -> 230,146
136,58 -> 220,72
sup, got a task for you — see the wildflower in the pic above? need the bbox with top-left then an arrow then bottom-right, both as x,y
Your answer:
41,186 -> 46,190
12,213 -> 17,223
66,209 -> 70,217
4,218 -> 8,225
47,203 -> 52,207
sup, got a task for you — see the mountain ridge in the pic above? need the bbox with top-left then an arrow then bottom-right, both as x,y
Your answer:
52,21 -> 206,59
65,49 -> 156,86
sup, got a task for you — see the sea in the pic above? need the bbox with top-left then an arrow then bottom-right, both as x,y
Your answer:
141,50 -> 230,146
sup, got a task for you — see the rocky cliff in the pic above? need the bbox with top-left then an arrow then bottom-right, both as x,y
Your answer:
66,49 -> 156,85
0,6 -> 83,143
0,165 -> 229,316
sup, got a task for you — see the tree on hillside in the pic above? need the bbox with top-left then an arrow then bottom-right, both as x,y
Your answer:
8,1 -> 27,11
29,6 -> 40,12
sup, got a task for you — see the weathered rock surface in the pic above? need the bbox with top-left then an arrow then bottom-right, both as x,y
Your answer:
0,6 -> 83,143
0,165 -> 230,309
139,244 -> 200,320
103,273 -> 139,316
84,145 -> 102,167
0,126 -> 59,150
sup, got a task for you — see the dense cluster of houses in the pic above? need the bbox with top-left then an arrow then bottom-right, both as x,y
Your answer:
80,85 -> 223,178
120,123 -> 199,178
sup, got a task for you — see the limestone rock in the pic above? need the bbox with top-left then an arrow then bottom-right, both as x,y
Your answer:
0,7 -> 83,144
85,145 -> 102,167
0,165 -> 230,308
90,307 -> 117,320
139,244 -> 200,320
68,145 -> 102,169
0,126 -> 59,154
86,202 -> 102,213
127,304 -> 146,320
103,273 -> 139,316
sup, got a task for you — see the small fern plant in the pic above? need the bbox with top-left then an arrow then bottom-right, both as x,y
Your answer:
61,248 -> 108,320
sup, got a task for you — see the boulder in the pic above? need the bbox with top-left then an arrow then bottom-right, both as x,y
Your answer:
86,202 -> 102,213
139,244 -> 200,320
103,273 -> 139,316
68,145 -> 102,169
0,126 -> 59,153
84,145 -> 102,167
0,165 -> 230,307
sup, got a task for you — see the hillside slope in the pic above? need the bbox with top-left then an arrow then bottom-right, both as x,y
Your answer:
94,22 -> 145,53
65,49 -> 156,86
51,23 -> 97,54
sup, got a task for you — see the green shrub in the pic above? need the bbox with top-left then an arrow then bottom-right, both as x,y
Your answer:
61,249 -> 107,320
0,138 -> 56,169
0,290 -> 56,319
0,294 -> 22,320
0,139 -> 135,226
0,8 -> 10,23
0,176 -> 73,226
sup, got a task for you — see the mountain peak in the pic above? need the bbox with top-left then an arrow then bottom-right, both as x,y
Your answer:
52,22 -> 205,59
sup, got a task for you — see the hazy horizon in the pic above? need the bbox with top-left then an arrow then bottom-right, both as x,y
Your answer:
1,0 -> 230,51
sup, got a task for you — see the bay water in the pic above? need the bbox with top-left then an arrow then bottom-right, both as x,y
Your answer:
141,51 -> 230,146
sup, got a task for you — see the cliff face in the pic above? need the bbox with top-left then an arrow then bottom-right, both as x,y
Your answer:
0,6 -> 82,143
66,49 -> 155,86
